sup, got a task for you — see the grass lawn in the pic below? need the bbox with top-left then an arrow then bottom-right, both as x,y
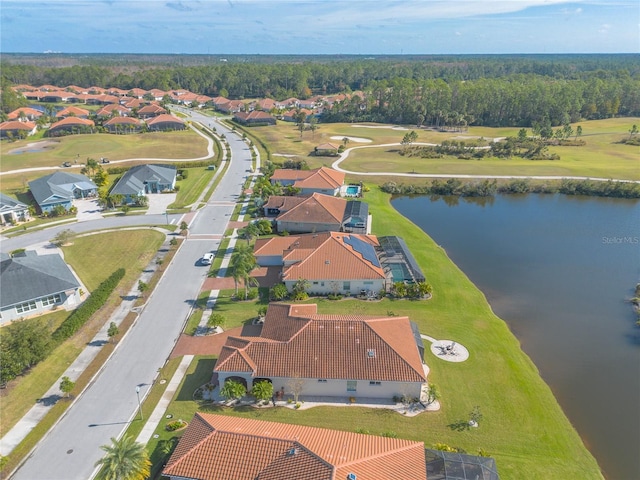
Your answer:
251,118 -> 639,181
150,187 -> 602,480
0,230 -> 166,442
169,167 -> 217,209
0,129 -> 208,175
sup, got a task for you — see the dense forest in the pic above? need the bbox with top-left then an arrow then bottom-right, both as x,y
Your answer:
1,54 -> 639,127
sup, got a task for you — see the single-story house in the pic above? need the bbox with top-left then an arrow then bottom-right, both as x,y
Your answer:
127,88 -> 148,99
314,142 -> 340,156
254,231 -> 386,295
214,302 -> 427,401
255,98 -> 276,111
47,117 -> 95,136
7,107 -> 43,122
95,104 -> 130,118
233,110 -> 276,126
282,108 -> 313,122
55,106 -> 90,119
41,91 -> 75,103
29,171 -> 97,213
216,99 -> 245,113
145,114 -> 186,131
103,116 -> 142,134
0,193 -> 30,226
263,193 -> 369,234
0,251 -> 82,324
163,413 -> 429,480
270,166 -> 345,196
0,121 -> 37,139
110,164 -> 177,203
85,94 -> 119,105
137,104 -> 167,119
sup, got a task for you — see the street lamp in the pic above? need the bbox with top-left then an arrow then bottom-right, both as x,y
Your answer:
135,386 -> 143,421
164,211 -> 169,225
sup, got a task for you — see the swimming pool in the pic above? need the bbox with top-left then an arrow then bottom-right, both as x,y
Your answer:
346,185 -> 360,196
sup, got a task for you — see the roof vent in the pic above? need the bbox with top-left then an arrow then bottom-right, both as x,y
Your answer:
288,447 -> 298,456
325,260 -> 330,264
347,474 -> 357,480
367,349 -> 376,358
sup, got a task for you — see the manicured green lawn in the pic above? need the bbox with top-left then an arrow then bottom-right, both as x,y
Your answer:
252,118 -> 639,181
0,130 -> 208,174
169,167 -> 217,209
154,188 -> 602,479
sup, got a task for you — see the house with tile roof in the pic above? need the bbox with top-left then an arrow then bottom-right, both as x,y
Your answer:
163,413 -> 429,480
103,116 -> 142,134
0,251 -> 82,324
29,171 -> 97,213
254,231 -> 385,295
0,193 -> 30,226
282,108 -> 313,122
214,302 -> 427,402
55,106 -> 90,119
7,107 -> 43,122
270,166 -> 345,196
0,121 -> 37,139
263,193 -> 369,234
137,104 -> 167,119
47,117 -> 95,136
233,110 -> 276,126
315,142 -> 340,156
216,99 -> 245,113
145,114 -> 186,131
110,164 -> 176,203
95,104 -> 130,118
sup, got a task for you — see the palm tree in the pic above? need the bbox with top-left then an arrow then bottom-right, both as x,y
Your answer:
94,435 -> 151,480
230,244 -> 258,297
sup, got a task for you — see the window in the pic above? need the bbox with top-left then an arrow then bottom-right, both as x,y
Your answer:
347,380 -> 357,392
364,281 -> 373,285
312,281 -> 319,285
16,300 -> 37,314
369,381 -> 381,386
41,294 -> 62,307
317,379 -> 327,383
343,281 -> 351,291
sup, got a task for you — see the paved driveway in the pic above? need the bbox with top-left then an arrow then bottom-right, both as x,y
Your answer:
74,198 -> 103,222
146,193 -> 177,215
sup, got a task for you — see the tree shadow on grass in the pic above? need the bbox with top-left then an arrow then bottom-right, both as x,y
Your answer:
175,357 -> 218,402
447,420 -> 471,431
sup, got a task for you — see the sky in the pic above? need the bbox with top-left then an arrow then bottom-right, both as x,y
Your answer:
0,0 -> 638,55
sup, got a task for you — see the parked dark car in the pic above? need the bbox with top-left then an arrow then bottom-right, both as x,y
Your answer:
100,157 -> 110,164
62,162 -> 72,167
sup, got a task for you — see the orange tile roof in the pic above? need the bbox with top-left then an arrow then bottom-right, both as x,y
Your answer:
56,106 -> 90,118
316,142 -> 339,150
146,114 -> 185,126
0,121 -> 36,131
275,192 -> 346,225
137,104 -> 167,114
234,110 -> 275,122
49,117 -> 94,129
103,117 -> 140,126
215,302 -> 426,383
271,167 -> 345,191
163,413 -> 427,480
96,104 -> 130,116
7,108 -> 43,120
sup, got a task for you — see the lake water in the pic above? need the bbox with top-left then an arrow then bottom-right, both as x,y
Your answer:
392,194 -> 640,480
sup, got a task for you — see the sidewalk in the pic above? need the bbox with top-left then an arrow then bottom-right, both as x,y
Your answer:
0,232 -> 178,457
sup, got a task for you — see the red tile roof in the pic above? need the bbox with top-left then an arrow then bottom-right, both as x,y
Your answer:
163,413 -> 427,480
234,110 -> 275,122
0,121 -> 36,131
215,302 -> 425,383
137,104 -> 167,115
7,108 -> 43,120
55,106 -> 90,118
49,117 -> 94,129
103,117 -> 140,126
274,192 -> 346,225
146,114 -> 185,126
271,167 -> 345,191
96,104 -> 130,116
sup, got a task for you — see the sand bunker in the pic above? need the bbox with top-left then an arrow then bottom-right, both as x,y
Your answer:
330,135 -> 372,143
351,125 -> 409,131
8,140 -> 59,155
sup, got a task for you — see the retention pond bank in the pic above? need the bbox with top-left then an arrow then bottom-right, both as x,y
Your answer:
392,193 -> 640,480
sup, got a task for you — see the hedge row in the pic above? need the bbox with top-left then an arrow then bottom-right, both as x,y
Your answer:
52,268 -> 126,342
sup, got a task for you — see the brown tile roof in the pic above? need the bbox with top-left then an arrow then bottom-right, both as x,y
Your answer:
163,413 -> 427,480
215,302 -> 425,383
137,104 -> 167,115
96,104 -> 130,116
55,106 -> 90,118
257,98 -> 277,110
103,117 -> 140,126
276,193 -> 346,225
316,142 -> 339,151
263,195 -> 307,212
122,98 -> 143,108
234,111 -> 275,122
127,87 -> 147,97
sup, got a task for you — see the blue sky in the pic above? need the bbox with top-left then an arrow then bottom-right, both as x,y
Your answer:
1,1 -> 637,54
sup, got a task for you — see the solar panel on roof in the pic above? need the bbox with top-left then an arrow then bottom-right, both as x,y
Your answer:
342,235 -> 381,267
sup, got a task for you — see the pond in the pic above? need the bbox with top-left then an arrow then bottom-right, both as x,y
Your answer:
392,193 -> 640,480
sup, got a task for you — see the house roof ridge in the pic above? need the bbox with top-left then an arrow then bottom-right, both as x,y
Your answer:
164,412 -> 216,470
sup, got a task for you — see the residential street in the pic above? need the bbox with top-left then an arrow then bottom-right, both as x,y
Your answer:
10,113 -> 253,480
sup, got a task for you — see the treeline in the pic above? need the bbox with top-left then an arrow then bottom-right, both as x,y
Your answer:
2,55 -> 639,126
0,268 -> 125,387
381,178 -> 640,199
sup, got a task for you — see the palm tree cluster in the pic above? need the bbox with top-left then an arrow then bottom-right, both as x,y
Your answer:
94,435 -> 151,480
229,243 -> 259,299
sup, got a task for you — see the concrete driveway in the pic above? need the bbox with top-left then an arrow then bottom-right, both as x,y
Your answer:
73,198 -> 103,222
146,193 -> 177,215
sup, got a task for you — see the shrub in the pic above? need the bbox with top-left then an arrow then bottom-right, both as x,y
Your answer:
165,419 -> 187,431
52,268 -> 125,342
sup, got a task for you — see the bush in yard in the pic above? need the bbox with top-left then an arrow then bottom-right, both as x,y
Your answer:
207,313 -> 226,329
52,268 -> 125,342
269,283 -> 288,301
220,379 -> 246,401
165,419 -> 187,431
251,380 -> 273,402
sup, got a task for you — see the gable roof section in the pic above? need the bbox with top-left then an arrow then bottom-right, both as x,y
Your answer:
7,107 -> 43,120
271,167 -> 344,190
163,413 -> 427,480
234,110 -> 274,122
276,192 -> 345,225
103,117 -> 140,126
111,164 -> 176,196
29,172 -> 97,206
215,303 -> 425,383
146,114 -> 185,127
263,195 -> 306,212
0,253 -> 80,308
55,106 -> 90,118
0,193 -> 28,212
0,121 -> 36,132
137,104 -> 167,115
49,117 -> 94,130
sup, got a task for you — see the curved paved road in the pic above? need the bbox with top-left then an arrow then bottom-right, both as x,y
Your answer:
10,112 -> 252,480
331,142 -> 640,183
